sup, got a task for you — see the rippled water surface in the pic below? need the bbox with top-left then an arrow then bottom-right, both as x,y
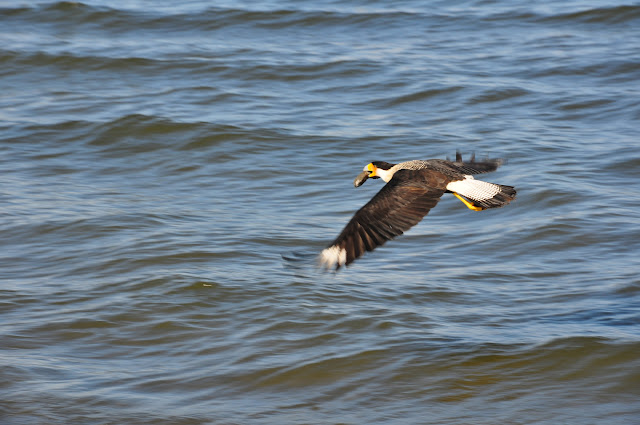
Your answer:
1,1 -> 640,424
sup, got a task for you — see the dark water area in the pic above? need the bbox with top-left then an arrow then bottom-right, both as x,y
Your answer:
1,1 -> 640,424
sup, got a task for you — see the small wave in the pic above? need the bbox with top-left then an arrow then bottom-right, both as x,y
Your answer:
1,2 -> 423,31
366,86 -> 465,108
542,5 -> 640,25
7,2 -> 640,36
478,4 -> 640,25
1,1 -> 135,31
1,50 -> 164,73
467,87 -> 531,105
0,1 -> 488,40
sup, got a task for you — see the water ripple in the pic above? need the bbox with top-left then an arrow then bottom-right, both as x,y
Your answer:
2,0 -> 640,424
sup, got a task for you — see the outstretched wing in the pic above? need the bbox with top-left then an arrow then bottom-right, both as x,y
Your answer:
439,152 -> 504,175
319,169 -> 447,270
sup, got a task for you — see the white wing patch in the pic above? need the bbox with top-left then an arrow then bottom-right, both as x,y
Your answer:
446,175 -> 500,201
319,245 -> 347,269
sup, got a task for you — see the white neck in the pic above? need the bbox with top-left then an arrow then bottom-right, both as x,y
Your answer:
376,167 -> 395,182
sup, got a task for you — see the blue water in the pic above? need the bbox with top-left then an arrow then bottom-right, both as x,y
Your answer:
1,1 -> 639,424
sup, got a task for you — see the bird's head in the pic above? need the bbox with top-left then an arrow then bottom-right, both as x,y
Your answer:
353,161 -> 396,187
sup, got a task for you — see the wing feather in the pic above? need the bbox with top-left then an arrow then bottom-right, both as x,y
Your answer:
319,169 -> 447,270
439,152 -> 504,175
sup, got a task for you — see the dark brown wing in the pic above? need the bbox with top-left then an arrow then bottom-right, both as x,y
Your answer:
319,169 -> 448,270
438,152 -> 504,175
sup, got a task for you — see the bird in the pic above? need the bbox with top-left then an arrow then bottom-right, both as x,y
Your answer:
318,152 -> 516,270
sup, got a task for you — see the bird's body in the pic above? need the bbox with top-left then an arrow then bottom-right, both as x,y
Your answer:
319,153 -> 516,270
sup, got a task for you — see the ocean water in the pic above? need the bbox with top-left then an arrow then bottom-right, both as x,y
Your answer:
1,1 -> 639,424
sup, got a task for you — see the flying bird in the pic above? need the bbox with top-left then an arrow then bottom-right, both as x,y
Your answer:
319,152 -> 516,270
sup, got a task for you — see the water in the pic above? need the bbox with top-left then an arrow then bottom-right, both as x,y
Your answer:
1,1 -> 639,424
